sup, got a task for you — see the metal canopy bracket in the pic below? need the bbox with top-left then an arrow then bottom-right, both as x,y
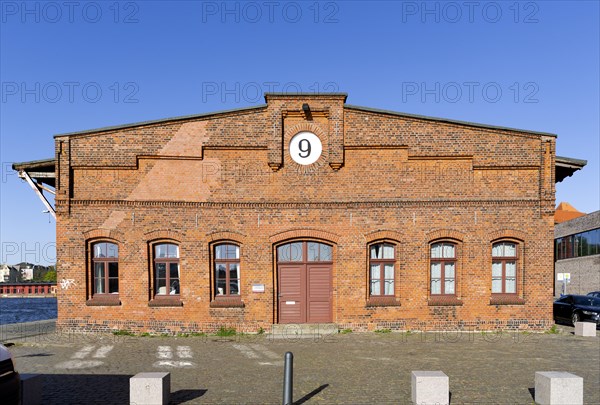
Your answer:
20,170 -> 56,219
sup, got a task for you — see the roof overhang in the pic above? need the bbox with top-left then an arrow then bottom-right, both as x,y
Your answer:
12,158 -> 56,218
12,158 -> 56,187
555,156 -> 587,183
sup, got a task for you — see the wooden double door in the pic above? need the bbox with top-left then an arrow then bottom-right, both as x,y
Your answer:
277,241 -> 333,324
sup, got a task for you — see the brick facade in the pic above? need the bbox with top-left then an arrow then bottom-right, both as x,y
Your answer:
53,93 -> 557,333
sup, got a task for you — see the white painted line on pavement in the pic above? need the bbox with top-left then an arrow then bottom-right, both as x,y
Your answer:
55,360 -> 104,369
157,346 -> 172,359
55,345 -> 107,369
258,361 -> 284,366
250,344 -> 279,360
154,360 -> 194,368
72,345 -> 95,359
153,345 -> 195,368
233,344 -> 260,359
177,346 -> 193,359
93,345 -> 114,358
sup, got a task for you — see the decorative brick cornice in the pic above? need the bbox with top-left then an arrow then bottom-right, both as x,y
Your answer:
488,229 -> 526,242
365,230 -> 403,243
83,228 -> 123,242
269,228 -> 340,244
144,229 -> 185,242
425,229 -> 466,242
69,199 -> 540,209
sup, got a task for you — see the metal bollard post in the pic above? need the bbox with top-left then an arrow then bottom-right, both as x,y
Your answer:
282,351 -> 293,405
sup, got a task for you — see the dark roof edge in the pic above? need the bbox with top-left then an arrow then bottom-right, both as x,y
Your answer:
345,105 -> 558,137
264,92 -> 348,101
54,104 -> 268,138
12,158 -> 56,171
556,156 -> 588,167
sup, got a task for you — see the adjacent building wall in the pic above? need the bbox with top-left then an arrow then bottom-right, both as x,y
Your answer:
555,210 -> 600,296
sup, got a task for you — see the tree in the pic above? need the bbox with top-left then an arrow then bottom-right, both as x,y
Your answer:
43,268 -> 57,282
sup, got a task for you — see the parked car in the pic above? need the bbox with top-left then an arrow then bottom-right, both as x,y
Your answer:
587,291 -> 600,298
0,343 -> 20,405
553,294 -> 600,326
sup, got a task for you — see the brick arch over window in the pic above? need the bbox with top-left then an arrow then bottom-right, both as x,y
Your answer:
488,229 -> 527,243
83,229 -> 123,242
269,229 -> 341,245
144,229 -> 185,242
206,231 -> 247,244
285,122 -> 328,145
425,229 -> 466,243
364,230 -> 403,244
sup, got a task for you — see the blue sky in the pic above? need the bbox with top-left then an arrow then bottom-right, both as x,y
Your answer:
1,1 -> 598,265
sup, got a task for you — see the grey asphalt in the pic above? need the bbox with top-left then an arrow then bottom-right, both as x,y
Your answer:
2,321 -> 599,404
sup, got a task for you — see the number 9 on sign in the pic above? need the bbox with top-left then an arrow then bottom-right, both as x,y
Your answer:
289,132 -> 322,165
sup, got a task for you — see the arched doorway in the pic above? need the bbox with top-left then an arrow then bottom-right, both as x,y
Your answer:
277,241 -> 333,324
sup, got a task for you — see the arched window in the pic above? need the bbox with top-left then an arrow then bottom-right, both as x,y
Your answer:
492,241 -> 518,294
92,242 -> 119,295
430,242 -> 456,296
369,243 -> 395,297
153,243 -> 180,296
214,243 -> 240,297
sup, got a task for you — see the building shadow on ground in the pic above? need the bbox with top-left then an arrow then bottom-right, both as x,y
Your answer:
37,374 -> 206,404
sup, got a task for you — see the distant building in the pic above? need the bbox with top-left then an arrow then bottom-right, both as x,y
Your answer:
554,202 -> 585,224
0,264 -> 15,282
554,210 -> 600,296
14,262 -> 35,281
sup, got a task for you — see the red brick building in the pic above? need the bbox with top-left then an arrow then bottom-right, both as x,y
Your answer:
14,93 -> 586,333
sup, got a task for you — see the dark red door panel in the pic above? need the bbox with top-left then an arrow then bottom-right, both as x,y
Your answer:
278,264 -> 305,324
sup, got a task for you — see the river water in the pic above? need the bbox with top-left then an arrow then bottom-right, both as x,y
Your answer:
0,297 -> 57,325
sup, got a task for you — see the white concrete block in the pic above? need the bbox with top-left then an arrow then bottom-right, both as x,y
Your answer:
535,371 -> 583,405
20,373 -> 43,405
130,372 -> 170,405
411,371 -> 449,405
574,322 -> 596,337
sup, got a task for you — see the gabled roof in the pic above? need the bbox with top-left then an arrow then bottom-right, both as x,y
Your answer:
52,94 -> 558,138
53,105 -> 267,138
12,95 -> 587,187
555,202 -> 586,224
345,105 -> 557,137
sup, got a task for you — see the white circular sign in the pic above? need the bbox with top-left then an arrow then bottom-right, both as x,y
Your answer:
289,132 -> 322,165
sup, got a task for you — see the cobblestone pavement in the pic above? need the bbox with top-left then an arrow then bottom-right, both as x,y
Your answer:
2,322 -> 599,404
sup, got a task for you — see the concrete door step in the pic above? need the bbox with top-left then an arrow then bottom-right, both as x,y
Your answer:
268,323 -> 338,339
